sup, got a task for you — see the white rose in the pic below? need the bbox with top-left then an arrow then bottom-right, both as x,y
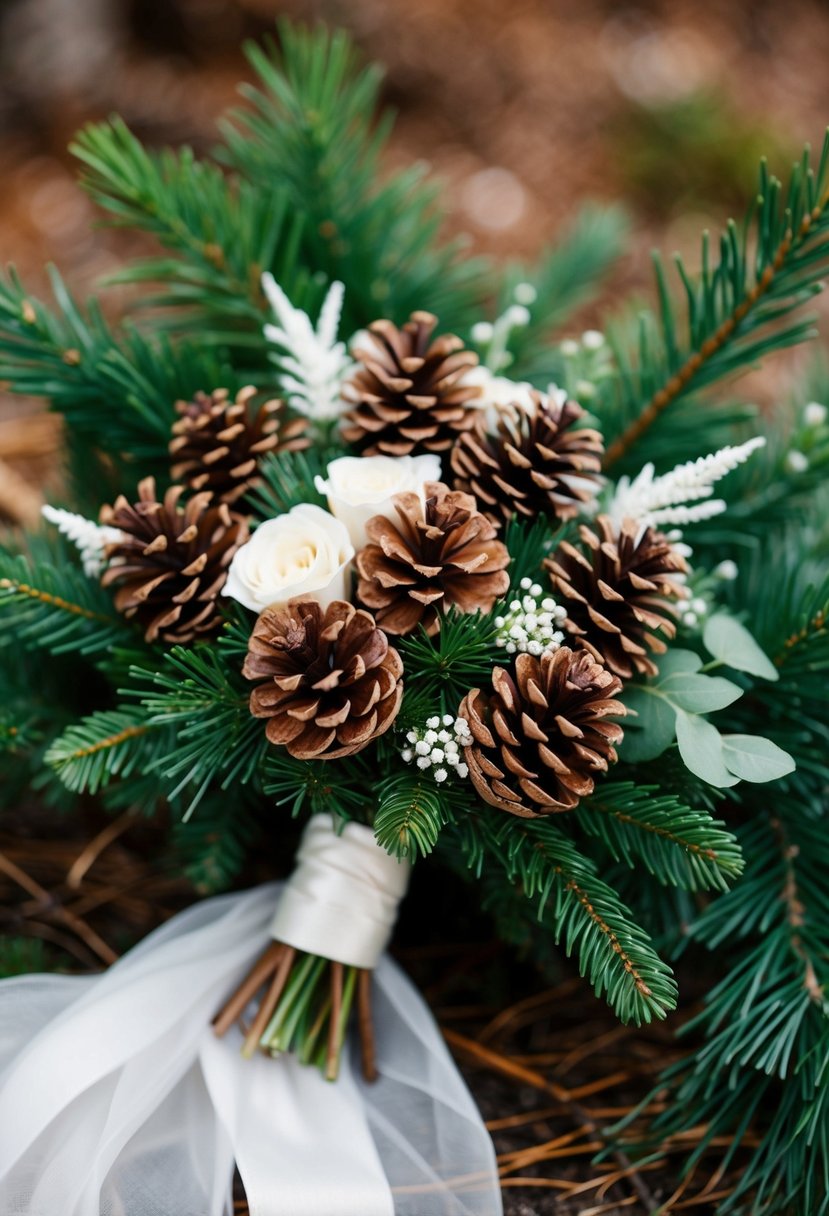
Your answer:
222,504 -> 354,613
315,453 -> 442,549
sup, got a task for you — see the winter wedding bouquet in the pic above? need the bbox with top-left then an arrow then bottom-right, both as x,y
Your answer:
1,22 -> 828,1216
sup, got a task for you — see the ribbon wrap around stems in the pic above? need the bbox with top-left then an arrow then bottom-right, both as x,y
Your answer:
0,837 -> 502,1216
269,815 -> 411,967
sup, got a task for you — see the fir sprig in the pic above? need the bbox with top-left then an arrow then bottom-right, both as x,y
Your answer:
600,134 -> 829,474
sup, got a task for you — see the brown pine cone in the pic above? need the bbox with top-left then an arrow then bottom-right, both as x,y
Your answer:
546,516 -> 687,679
355,481 -> 510,636
242,599 -> 403,760
451,391 -> 603,525
341,312 -> 481,456
460,647 -> 625,816
169,386 -> 308,504
100,477 -> 248,644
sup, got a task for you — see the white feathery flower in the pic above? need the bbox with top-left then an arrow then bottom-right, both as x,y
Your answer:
262,273 -> 353,422
608,436 -> 766,534
41,505 -> 121,578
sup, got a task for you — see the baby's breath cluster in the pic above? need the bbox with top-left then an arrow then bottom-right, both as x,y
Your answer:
401,714 -> 471,784
495,578 -> 567,656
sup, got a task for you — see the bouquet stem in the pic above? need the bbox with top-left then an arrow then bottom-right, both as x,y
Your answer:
213,944 -> 378,1081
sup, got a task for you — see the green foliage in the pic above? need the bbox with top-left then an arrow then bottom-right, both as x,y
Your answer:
172,789 -> 261,894
499,204 -> 629,380
73,117 -> 308,356
622,814 -> 829,1215
0,266 -> 237,478
397,609 -> 498,712
0,547 -> 133,658
262,748 -> 376,822
574,782 -> 743,892
45,708 -> 155,796
131,646 -> 266,818
219,22 -> 487,333
251,447 -> 330,520
447,810 -> 678,1025
599,133 -> 829,474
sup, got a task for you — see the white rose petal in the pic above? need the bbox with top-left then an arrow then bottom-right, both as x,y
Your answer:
222,503 -> 354,613
314,453 -> 442,549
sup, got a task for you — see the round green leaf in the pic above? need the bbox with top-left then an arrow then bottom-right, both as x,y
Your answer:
659,672 -> 743,714
675,711 -> 740,788
721,734 -> 796,783
703,614 -> 778,681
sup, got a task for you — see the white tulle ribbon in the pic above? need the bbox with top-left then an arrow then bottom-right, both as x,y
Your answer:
0,841 -> 502,1216
269,815 -> 411,967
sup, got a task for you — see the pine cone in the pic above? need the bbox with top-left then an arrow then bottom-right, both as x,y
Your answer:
460,647 -> 625,816
355,481 -> 510,636
545,516 -> 687,679
100,477 -> 248,644
450,391 -> 603,525
169,386 -> 308,504
242,599 -> 403,760
341,312 -> 481,456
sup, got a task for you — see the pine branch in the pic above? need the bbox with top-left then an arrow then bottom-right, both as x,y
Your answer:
447,810 -> 677,1024
218,21 -> 488,333
575,781 -> 743,891
0,548 -> 133,657
173,788 -> 261,894
373,770 -> 459,860
45,708 -> 154,795
131,645 -> 267,819
0,267 -> 238,473
72,117 -> 309,353
600,135 -> 829,473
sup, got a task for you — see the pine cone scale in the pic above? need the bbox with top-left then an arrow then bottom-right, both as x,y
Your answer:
546,516 -> 686,679
356,483 -> 510,636
460,648 -> 625,817
451,393 -> 603,526
170,388 -> 308,504
244,600 -> 403,760
343,313 -> 480,456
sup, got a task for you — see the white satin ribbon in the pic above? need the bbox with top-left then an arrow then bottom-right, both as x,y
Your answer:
0,883 -> 503,1216
269,815 -> 411,967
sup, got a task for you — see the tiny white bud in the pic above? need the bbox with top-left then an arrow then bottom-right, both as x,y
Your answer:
785,449 -> 809,474
431,748 -> 445,764
513,282 -> 537,305
442,713 -> 454,726
434,768 -> 448,783
416,756 -> 431,770
575,378 -> 596,399
560,338 -> 579,357
415,740 -> 431,756
682,612 -> 699,628
714,559 -> 738,581
804,401 -> 827,427
426,716 -> 440,730
401,748 -> 413,763
582,329 -> 605,350
508,304 -> 531,327
471,321 -> 494,344
456,762 -> 469,779
691,597 -> 707,615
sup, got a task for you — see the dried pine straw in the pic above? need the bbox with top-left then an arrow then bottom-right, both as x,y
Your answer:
1,819 -> 755,1215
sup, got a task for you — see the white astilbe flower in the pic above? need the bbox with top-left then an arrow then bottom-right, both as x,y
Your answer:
262,273 -> 353,421
608,436 -> 766,534
401,714 -> 472,784
41,505 -> 121,577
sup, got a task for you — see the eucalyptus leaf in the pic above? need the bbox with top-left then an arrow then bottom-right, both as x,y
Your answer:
616,686 -> 677,762
659,672 -> 743,714
703,614 -> 778,681
656,649 -> 704,677
721,734 -> 796,783
675,711 -> 740,787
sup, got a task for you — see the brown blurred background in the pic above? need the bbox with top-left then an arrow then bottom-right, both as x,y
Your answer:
0,0 -> 828,523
